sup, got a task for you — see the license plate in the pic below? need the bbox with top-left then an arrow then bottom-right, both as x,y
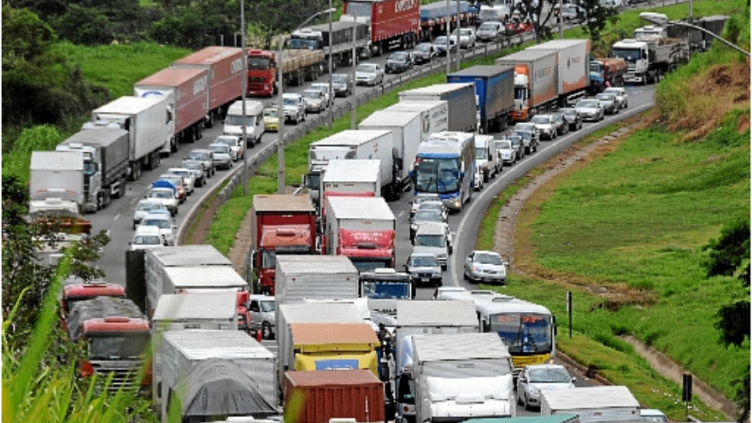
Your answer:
421,277 -> 429,282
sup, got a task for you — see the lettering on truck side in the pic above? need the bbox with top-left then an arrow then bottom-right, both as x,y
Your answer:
395,0 -> 418,13
193,76 -> 208,95
230,58 -> 244,74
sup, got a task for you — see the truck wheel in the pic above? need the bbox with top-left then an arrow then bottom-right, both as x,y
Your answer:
262,322 -> 273,340
206,112 -> 215,129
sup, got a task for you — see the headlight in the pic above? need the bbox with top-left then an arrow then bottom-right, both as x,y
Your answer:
529,386 -> 539,395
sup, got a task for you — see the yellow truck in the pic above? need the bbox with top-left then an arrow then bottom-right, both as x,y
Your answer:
290,323 -> 380,376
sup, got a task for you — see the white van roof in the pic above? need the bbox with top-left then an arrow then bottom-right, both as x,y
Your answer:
228,100 -> 263,114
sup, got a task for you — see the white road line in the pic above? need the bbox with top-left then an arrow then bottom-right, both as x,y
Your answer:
113,213 -> 121,221
398,211 -> 405,219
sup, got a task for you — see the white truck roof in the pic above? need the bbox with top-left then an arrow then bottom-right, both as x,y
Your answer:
401,83 -> 474,96
359,110 -> 421,127
147,245 -> 232,267
252,194 -> 315,213
323,160 -> 381,183
541,386 -> 640,410
397,300 -> 478,327
327,196 -> 395,221
428,131 -> 474,142
93,96 -> 167,115
164,266 -> 247,290
413,332 -> 511,361
279,302 -> 365,324
276,254 -> 358,276
475,134 -> 495,146
386,100 -> 447,111
30,151 -> 84,171
310,129 -> 392,147
163,330 -> 272,360
152,292 -> 237,321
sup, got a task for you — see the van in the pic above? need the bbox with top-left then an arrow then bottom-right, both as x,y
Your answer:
129,225 -> 166,251
475,134 -> 500,182
223,100 -> 265,148
411,222 -> 451,270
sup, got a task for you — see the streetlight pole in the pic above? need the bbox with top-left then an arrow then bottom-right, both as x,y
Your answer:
327,0 -> 334,130
241,0 -> 249,196
445,0 -> 451,75
351,25 -> 357,129
277,8 -> 338,194
456,0 -> 461,71
558,0 -> 563,39
639,12 -> 750,57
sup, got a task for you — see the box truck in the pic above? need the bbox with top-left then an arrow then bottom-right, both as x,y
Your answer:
496,49 -> 558,123
527,39 -> 591,106
341,0 -> 421,57
447,65 -> 515,133
399,83 -> 478,132
29,151 -> 85,215
290,21 -> 370,70
85,96 -> 172,180
540,386 -> 641,423
320,159 -> 382,227
224,99 -> 266,147
290,323 -> 380,375
384,100 -> 449,142
275,255 -> 359,306
251,195 -> 317,296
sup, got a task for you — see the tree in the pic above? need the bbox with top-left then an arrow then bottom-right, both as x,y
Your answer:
246,0 -> 328,49
702,216 -> 750,422
513,0 -> 555,43
579,0 -> 620,49
150,0 -> 237,49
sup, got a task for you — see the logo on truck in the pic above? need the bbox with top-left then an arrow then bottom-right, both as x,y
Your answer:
193,76 -> 208,95
230,58 -> 244,74
395,0 -> 418,13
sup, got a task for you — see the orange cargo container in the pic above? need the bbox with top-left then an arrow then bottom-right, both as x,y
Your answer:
284,370 -> 385,423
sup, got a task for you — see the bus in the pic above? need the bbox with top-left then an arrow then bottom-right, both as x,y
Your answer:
439,289 -> 556,378
411,131 -> 476,212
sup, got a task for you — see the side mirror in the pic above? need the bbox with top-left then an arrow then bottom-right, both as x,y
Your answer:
571,377 -> 577,383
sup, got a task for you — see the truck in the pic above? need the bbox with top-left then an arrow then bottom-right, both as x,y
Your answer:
393,300 -> 479,423
143,245 -> 245,317
134,67 -> 209,151
419,1 -> 479,43
55,128 -> 130,212
475,134 -> 501,182
61,281 -> 126,322
589,57 -> 627,94
247,49 -> 326,95
159,330 -> 276,422
277,302 -> 367,398
284,370 -> 385,423
305,129 -> 396,208
251,195 -> 317,296
358,268 -> 414,315
320,159 -> 382,227
358,110 -> 423,194
66,296 -> 150,393
540,386 -> 641,423
341,0 -> 421,56
383,100 -> 449,142
289,21 -> 370,71
447,65 -> 515,133
412,332 -> 516,423
613,27 -> 689,85
171,46 -> 244,128
85,96 -> 171,180
29,151 -> 85,215
290,323 -> 380,375
275,255 -> 359,306
398,83 -> 478,132
151,292 -> 238,411
526,39 -> 591,107
325,196 -> 397,272
496,49 -> 557,123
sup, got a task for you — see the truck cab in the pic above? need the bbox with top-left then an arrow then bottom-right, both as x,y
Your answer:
359,268 -> 415,314
475,135 -> 500,182
246,49 -> 277,97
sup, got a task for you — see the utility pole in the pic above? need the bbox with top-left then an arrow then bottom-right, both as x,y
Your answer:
327,0 -> 334,130
558,0 -> 564,39
351,25 -> 357,129
277,34 -> 286,194
241,0 -> 249,196
456,0 -> 461,71
445,0 -> 451,74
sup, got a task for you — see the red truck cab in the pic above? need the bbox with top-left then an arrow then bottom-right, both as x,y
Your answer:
247,49 -> 277,97
337,229 -> 396,272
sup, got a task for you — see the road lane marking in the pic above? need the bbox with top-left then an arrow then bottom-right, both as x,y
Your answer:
114,213 -> 120,221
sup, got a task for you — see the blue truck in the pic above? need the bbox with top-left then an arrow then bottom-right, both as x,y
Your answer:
447,65 -> 515,133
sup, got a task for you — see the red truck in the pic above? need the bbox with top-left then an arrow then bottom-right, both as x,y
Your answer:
171,46 -> 244,128
134,67 -> 209,148
251,195 -> 317,296
247,49 -> 325,96
342,0 -> 421,56
61,281 -> 126,327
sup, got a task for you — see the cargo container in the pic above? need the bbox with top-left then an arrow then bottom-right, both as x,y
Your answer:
284,370 -> 385,423
86,96 -> 171,179
589,57 -> 627,94
275,255 -> 359,306
358,110 -> 422,191
134,67 -> 209,149
251,195 -> 317,296
341,0 -> 421,56
325,196 -> 396,272
399,83 -> 477,132
496,49 -> 558,123
384,100 -> 449,142
527,39 -> 591,106
29,151 -> 85,215
159,330 -> 276,422
320,159 -> 382,225
291,323 -> 380,374
540,386 -> 640,423
171,46 -> 244,127
290,21 -> 370,71
447,65 -> 515,133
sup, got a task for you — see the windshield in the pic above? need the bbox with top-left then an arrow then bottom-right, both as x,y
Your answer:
415,234 -> 446,248
591,62 -> 603,72
216,137 -> 237,147
264,109 -> 278,117
170,170 -> 191,179
289,38 -> 318,50
596,95 -> 614,102
225,115 -> 255,126
489,313 -> 552,354
390,52 -> 408,61
209,145 -> 229,154
261,250 -> 276,269
332,74 -> 348,82
612,48 -> 641,62
459,29 -> 473,36
162,176 -> 182,186
509,137 -> 521,147
138,202 -> 162,212
303,91 -> 321,99
476,149 -> 488,160
530,116 -> 550,124
475,253 -> 503,265
528,367 -> 571,383
410,255 -> 438,267
497,141 -> 511,150
515,131 -> 532,140
83,162 -> 96,176
181,161 -> 201,171
561,109 -> 576,116
357,64 -> 376,73
352,260 -> 392,273
188,151 -> 209,161
247,56 -> 270,70
260,300 -> 275,313
362,281 -> 410,299
87,333 -> 149,359
142,218 -> 170,229
577,100 -> 599,108
414,210 -> 443,223
479,20 -> 499,29
149,190 -> 172,199
416,44 -> 431,52
414,157 -> 460,194
135,235 -> 161,245
514,86 -> 526,100
435,37 -> 449,44
418,203 -> 443,214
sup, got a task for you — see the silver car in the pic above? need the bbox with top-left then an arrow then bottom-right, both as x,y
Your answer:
604,87 -> 628,108
464,250 -> 507,285
404,252 -> 443,287
208,143 -> 233,170
476,21 -> 505,42
302,89 -> 327,113
517,364 -> 576,410
595,93 -> 620,114
356,63 -> 385,86
530,114 -> 557,140
451,27 -> 476,49
167,168 -> 196,196
248,294 -> 276,339
186,149 -> 215,177
132,199 -> 168,230
137,211 -> 177,246
575,98 -> 605,122
495,139 -> 516,166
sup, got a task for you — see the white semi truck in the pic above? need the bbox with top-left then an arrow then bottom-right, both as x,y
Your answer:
29,150 -> 85,216
384,100 -> 450,143
398,83 -> 478,133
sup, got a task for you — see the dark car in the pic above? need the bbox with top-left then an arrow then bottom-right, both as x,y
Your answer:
331,73 -> 354,97
551,112 -> 569,136
412,42 -> 437,64
404,252 -> 443,287
180,160 -> 207,187
508,135 -> 525,161
560,107 -> 583,131
386,51 -> 414,74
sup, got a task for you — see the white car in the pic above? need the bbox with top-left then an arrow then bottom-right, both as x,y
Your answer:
495,139 -> 516,166
603,87 -> 628,108
309,82 -> 333,107
281,93 -> 307,124
132,199 -> 168,230
476,21 -> 505,42
451,27 -> 476,49
302,89 -> 327,113
129,225 -> 166,251
530,114 -> 557,140
213,135 -> 244,161
167,168 -> 196,196
356,63 -> 385,86
146,187 -> 178,216
137,211 -> 176,246
464,250 -> 507,285
517,364 -> 576,410
640,409 -> 669,422
574,98 -> 605,122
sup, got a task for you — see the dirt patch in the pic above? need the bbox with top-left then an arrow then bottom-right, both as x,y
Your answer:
184,196 -> 222,245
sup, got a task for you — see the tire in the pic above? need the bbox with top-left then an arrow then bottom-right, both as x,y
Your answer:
262,322 -> 273,340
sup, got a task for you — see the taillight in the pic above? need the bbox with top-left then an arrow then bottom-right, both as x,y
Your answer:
80,360 -> 94,377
